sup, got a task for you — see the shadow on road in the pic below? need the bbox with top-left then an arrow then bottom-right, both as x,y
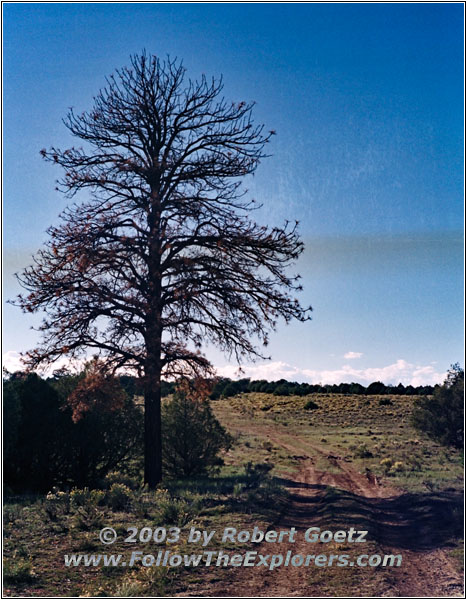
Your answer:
274,476 -> 463,551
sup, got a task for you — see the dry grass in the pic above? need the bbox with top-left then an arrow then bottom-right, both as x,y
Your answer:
3,391 -> 463,597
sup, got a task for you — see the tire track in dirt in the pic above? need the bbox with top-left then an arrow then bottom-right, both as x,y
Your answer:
186,420 -> 463,597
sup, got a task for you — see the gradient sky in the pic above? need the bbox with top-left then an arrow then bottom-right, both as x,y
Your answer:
3,3 -> 464,385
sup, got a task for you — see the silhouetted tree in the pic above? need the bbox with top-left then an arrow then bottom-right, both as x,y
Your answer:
3,381 -> 21,459
14,53 -> 311,487
366,381 -> 387,395
273,383 -> 290,396
3,370 -> 142,491
395,383 -> 406,395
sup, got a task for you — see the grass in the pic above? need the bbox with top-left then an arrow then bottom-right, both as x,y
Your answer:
449,540 -> 465,574
214,392 -> 463,494
3,462 -> 286,596
3,391 -> 463,596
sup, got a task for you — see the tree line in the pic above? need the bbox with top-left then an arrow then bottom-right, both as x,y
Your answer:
162,377 -> 435,399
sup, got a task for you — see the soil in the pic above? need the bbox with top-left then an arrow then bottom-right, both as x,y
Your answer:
178,422 -> 464,597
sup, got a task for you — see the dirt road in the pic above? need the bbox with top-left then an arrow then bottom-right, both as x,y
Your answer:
184,421 -> 463,597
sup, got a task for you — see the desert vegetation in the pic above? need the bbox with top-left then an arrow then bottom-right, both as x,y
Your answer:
3,366 -> 463,597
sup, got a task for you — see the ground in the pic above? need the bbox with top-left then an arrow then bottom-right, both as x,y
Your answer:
3,392 -> 464,597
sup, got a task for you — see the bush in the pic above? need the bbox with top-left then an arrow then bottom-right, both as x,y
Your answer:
103,471 -> 140,491
152,488 -> 196,526
390,461 -> 406,473
221,382 -> 242,398
70,487 -> 105,510
106,483 -> 133,511
304,399 -> 319,410
378,397 -> 393,406
243,461 -> 273,488
273,384 -> 290,396
3,383 -> 21,458
353,444 -> 373,458
3,558 -> 34,584
44,488 -> 70,520
69,489 -> 105,531
411,365 -> 464,449
366,381 -> 387,395
3,373 -> 72,492
380,458 -> 393,474
114,580 -> 149,597
72,506 -> 104,531
162,386 -> 233,478
3,366 -> 143,492
240,462 -> 280,508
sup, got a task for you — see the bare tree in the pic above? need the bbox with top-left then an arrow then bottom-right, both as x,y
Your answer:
15,53 -> 312,487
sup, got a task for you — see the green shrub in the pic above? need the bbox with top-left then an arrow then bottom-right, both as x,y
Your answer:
3,384 -> 21,460
390,461 -> 406,473
3,558 -> 34,584
412,365 -> 464,449
114,580 -> 149,597
71,504 -> 104,531
106,483 -> 133,511
136,565 -> 171,596
378,398 -> 393,406
232,482 -> 247,497
304,399 -> 319,410
70,487 -> 105,510
153,488 -> 195,526
162,388 -> 233,478
103,471 -> 140,491
353,444 -> 373,459
244,461 -> 273,488
128,487 -> 155,519
241,462 -> 281,508
273,384 -> 290,396
68,487 -> 106,530
407,455 -> 422,471
44,488 -> 70,520
380,458 -> 393,474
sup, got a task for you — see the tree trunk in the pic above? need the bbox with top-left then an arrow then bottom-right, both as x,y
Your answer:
145,185 -> 163,489
144,266 -> 163,489
144,356 -> 162,488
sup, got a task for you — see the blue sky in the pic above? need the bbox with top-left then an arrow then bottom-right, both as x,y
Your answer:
3,3 -> 464,385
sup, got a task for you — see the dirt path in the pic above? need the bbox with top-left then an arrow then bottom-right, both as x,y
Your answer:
185,421 -> 463,597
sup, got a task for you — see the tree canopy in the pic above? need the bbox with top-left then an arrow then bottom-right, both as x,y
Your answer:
17,53 -> 310,375
15,53 -> 311,486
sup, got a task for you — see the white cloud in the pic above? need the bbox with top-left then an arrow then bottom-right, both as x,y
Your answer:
344,351 -> 363,359
216,361 -> 302,382
215,359 -> 445,386
3,351 -> 25,373
3,349 -> 446,387
2,351 -> 85,376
